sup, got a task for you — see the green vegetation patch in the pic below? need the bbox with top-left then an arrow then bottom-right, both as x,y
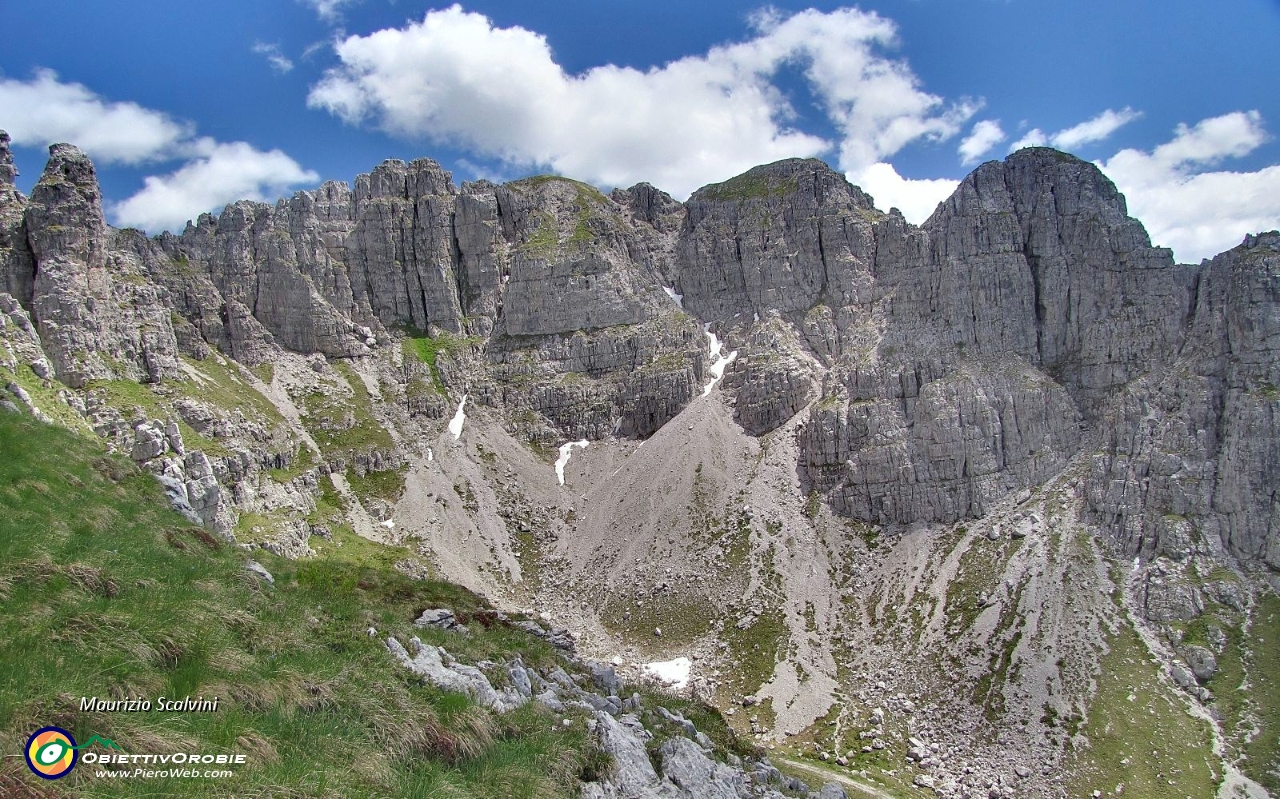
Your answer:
1203,592 -> 1280,792
267,444 -> 317,483
403,330 -> 479,393
346,465 -> 409,506
637,688 -> 757,765
509,174 -> 609,205
304,476 -> 355,542
0,411 -> 595,798
249,362 -> 275,384
300,361 -> 394,459
600,592 -> 718,651
1066,619 -> 1219,799
181,355 -> 284,425
944,531 -> 1024,632
1,362 -> 92,432
86,377 -> 226,456
1239,593 -> 1280,791
233,509 -> 297,546
509,176 -> 612,256
720,613 -> 788,700
697,169 -> 799,203
83,354 -> 289,460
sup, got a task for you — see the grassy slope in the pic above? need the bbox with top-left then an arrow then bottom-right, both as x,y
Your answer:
1066,619 -> 1219,798
1233,593 -> 1280,792
0,410 -> 594,798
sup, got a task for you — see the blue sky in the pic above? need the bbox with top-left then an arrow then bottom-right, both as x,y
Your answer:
1,1 -> 1277,261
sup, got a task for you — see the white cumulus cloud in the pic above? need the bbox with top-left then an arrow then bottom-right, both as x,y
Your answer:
0,69 -> 317,233
958,120 -> 1005,165
252,42 -> 295,74
1098,110 -> 1280,262
307,4 -> 973,198
111,140 -> 319,232
852,162 -> 958,223
0,68 -> 192,164
1011,107 -> 1141,153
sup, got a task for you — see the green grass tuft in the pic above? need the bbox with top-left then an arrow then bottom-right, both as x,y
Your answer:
403,331 -> 479,393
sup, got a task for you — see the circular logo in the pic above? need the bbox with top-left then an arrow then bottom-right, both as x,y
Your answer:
25,727 -> 78,780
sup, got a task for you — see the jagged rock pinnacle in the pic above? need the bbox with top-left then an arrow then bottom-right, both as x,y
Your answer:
0,131 -> 16,187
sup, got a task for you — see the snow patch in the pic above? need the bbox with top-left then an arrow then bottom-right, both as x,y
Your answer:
702,324 -> 738,396
555,440 -> 589,486
643,657 -> 692,690
447,394 -> 468,440
380,519 -> 395,529
426,447 -> 434,462
662,286 -> 684,308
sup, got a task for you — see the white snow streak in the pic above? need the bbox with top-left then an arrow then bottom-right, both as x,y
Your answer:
555,439 -> 589,486
702,324 -> 738,396
662,286 -> 684,308
426,447 -> 434,462
447,394 -> 468,440
643,657 -> 692,690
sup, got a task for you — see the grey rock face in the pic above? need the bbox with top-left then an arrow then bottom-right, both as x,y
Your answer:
0,131 -> 34,305
734,151 -> 1278,569
0,293 -> 47,375
916,148 -> 1196,410
803,359 -> 1082,524
1086,232 -> 1280,565
4,139 -> 1277,572
589,711 -> 667,798
668,151 -> 1158,527
0,131 -> 15,188
506,617 -> 576,651
721,318 -> 817,436
1170,662 -> 1198,690
658,735 -> 748,798
1139,574 -> 1205,622
244,560 -> 274,584
612,182 -> 685,234
581,710 -> 783,799
151,163 -> 705,442
22,144 -> 180,387
350,159 -> 465,335
414,608 -> 462,630
795,149 -> 1232,538
385,636 -> 526,713
498,178 -> 653,337
676,158 -> 880,322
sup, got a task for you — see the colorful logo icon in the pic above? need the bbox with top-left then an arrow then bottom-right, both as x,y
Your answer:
25,726 -> 78,780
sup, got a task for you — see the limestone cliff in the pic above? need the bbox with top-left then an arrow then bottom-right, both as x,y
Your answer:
0,142 -> 1274,574
0,131 -> 34,304
3,140 -> 1280,797
1088,232 -> 1280,567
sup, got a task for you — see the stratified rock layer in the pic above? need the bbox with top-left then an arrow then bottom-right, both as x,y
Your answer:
1087,232 -> 1280,566
0,142 -> 1274,573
